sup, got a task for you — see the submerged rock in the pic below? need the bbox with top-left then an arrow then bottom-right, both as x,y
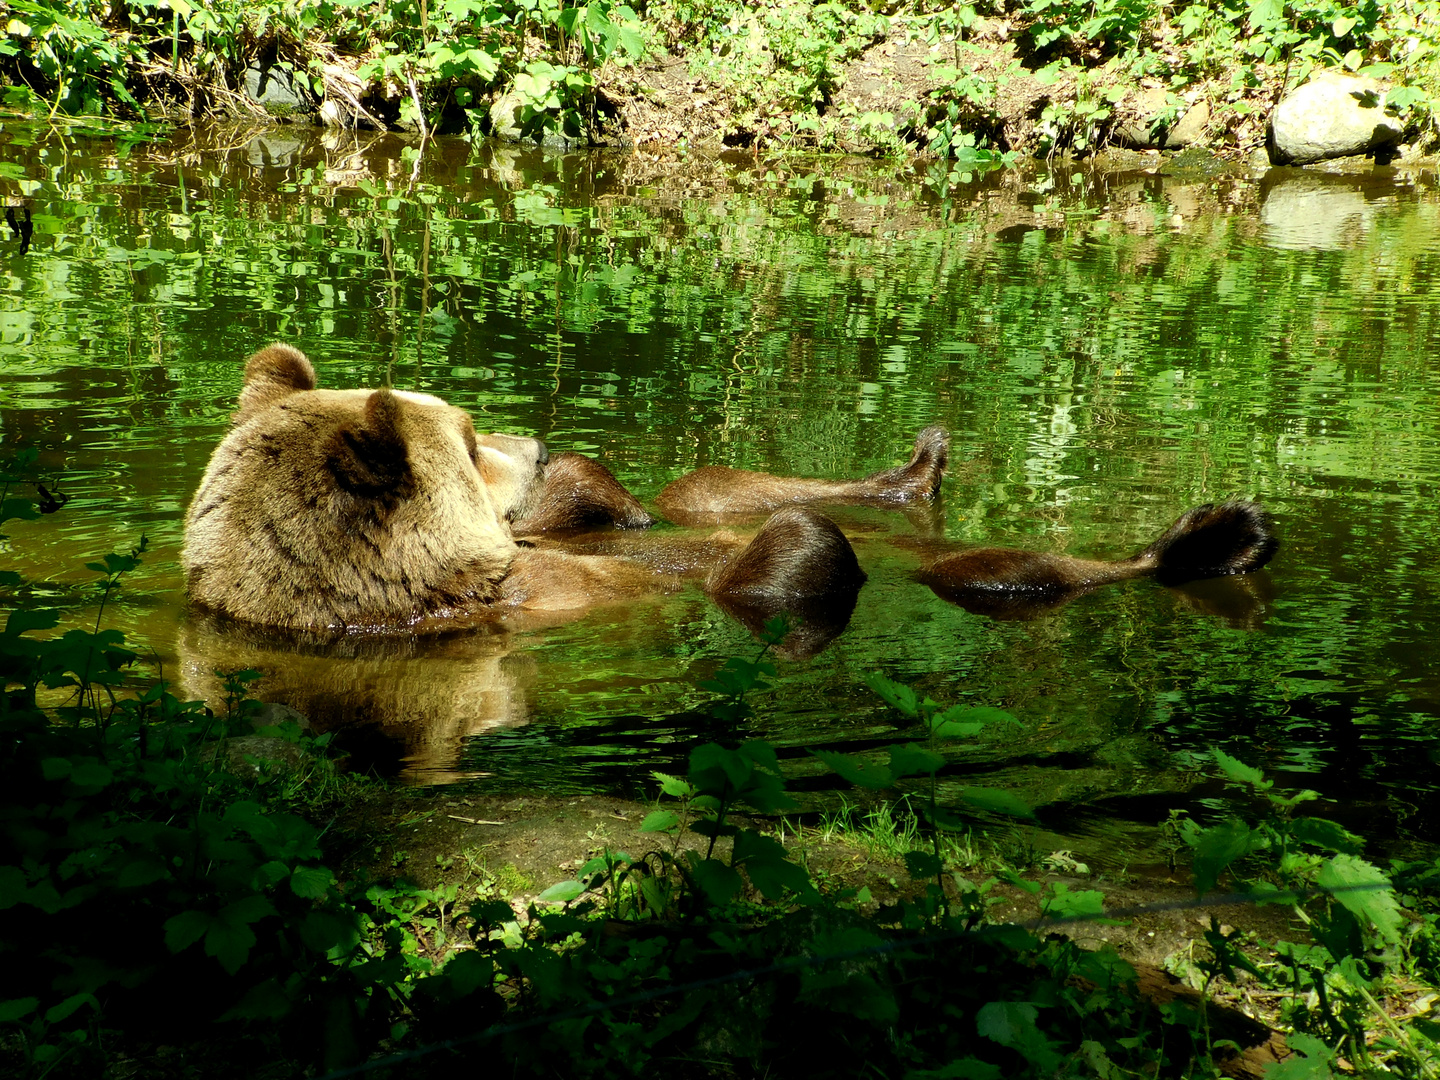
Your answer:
244,61 -> 311,116
1268,72 -> 1402,165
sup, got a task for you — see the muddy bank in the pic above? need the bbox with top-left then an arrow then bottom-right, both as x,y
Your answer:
339,782 -> 1299,964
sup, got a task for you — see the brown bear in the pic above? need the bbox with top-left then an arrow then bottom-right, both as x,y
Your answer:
182,344 -> 950,634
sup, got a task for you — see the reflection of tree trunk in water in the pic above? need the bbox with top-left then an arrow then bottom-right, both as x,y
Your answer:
414,205 -> 431,385
550,223 -> 564,395
380,222 -> 398,379
718,261 -> 785,443
546,224 -> 579,422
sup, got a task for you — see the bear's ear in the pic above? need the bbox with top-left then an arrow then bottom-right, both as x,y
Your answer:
235,344 -> 318,423
328,389 -> 415,499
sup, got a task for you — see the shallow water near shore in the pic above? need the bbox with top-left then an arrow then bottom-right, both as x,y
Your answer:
3,121 -> 1440,865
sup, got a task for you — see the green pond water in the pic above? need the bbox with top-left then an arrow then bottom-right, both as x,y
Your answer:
3,123 -> 1439,864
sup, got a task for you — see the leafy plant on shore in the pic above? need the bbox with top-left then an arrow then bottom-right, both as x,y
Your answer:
5,456 -> 1440,1078
1173,748 -> 1440,1077
814,674 -> 1029,925
3,0 -> 1440,152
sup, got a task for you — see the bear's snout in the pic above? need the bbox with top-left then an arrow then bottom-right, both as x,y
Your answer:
478,432 -> 547,469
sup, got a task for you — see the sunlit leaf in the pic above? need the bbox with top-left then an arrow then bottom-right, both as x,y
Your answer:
640,810 -> 680,833
1317,854 -> 1403,946
537,880 -> 585,903
864,672 -> 921,717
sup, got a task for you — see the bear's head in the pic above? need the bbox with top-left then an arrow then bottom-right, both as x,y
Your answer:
182,344 -> 548,632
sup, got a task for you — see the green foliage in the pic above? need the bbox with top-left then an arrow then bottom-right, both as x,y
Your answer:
4,0 -> 1440,151
0,467 -> 482,1073
696,612 -> 786,721
2,0 -> 145,117
1172,749 -> 1440,1077
4,453 -> 1439,1077
814,673 -> 1027,927
358,0 -> 650,139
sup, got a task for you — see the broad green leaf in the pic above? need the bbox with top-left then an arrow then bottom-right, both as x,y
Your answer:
889,743 -> 945,778
744,854 -> 816,901
811,749 -> 894,789
864,672 -> 921,717
0,865 -> 26,909
439,949 -> 493,995
0,997 -> 38,1022
1262,1030 -> 1337,1078
467,899 -> 514,926
0,497 -> 40,524
1316,854 -> 1403,946
221,894 -> 277,925
1289,816 -> 1363,855
929,720 -> 987,739
164,909 -> 212,953
958,786 -> 1035,820
253,860 -> 290,889
689,742 -> 752,793
798,929 -> 895,1021
1213,749 -> 1268,790
537,880 -> 585,903
117,857 -> 169,889
290,865 -> 334,899
1189,818 -> 1260,895
652,771 -> 692,798
904,849 -> 943,879
44,992 -> 97,1023
688,858 -> 742,907
205,919 -> 257,975
297,910 -> 361,957
640,810 -> 680,833
932,704 -> 1018,739
40,757 -> 72,781
4,608 -> 58,636
976,1001 -> 1061,1070
1042,884 -> 1106,920
908,1060 -> 1002,1079
69,760 -> 113,788
739,740 -> 781,772
221,978 -> 292,1021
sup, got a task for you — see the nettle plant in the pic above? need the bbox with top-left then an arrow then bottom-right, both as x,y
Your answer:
1173,749 -> 1440,1076
358,0 -> 649,139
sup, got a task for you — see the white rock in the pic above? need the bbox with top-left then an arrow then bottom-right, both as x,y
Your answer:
1269,73 -> 1402,165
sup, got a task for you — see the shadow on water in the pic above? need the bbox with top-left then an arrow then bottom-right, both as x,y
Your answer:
4,121 -> 1440,858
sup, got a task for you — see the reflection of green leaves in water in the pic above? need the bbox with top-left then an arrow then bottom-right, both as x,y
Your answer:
2,137 -> 1440,823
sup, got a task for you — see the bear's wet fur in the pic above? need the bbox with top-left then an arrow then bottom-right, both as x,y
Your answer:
919,501 -> 1278,614
183,345 -> 874,634
511,452 -> 655,534
184,345 -> 538,631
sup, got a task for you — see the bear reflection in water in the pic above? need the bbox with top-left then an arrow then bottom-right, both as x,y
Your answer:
179,344 -> 1277,778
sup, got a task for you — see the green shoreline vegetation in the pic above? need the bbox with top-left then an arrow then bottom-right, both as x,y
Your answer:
4,453 -> 1440,1077
0,0 -> 1437,161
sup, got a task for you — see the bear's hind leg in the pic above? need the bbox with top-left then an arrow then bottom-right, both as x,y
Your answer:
657,426 -> 951,522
